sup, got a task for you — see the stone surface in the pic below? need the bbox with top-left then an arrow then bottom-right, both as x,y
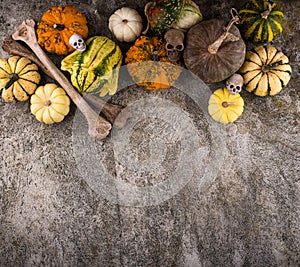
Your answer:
0,0 -> 299,266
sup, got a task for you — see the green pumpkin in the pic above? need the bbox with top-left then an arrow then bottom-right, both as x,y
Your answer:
61,36 -> 122,97
144,0 -> 202,36
239,0 -> 284,43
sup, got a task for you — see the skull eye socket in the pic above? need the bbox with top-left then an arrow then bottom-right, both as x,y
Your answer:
166,44 -> 174,50
78,39 -> 83,43
236,86 -> 240,90
73,42 -> 78,46
176,44 -> 184,51
230,85 -> 234,89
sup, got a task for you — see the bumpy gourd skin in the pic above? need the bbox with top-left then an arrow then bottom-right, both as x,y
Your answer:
37,5 -> 88,55
239,45 -> 292,96
61,36 -> 123,97
0,56 -> 41,102
125,36 -> 182,90
30,83 -> 70,124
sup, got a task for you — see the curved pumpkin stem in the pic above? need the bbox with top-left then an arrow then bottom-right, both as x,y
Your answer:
261,0 -> 273,19
207,8 -> 240,55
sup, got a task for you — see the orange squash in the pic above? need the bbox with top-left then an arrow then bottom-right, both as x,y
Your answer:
37,5 -> 88,55
125,36 -> 182,90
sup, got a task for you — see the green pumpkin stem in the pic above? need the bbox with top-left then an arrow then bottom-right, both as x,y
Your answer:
208,9 -> 240,54
153,51 -> 159,62
53,24 -> 65,31
222,101 -> 236,108
262,60 -> 283,72
4,73 -> 19,89
261,1 -> 273,19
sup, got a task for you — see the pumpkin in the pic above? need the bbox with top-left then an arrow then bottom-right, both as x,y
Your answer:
30,83 -> 70,124
239,0 -> 284,43
0,56 -> 41,102
37,5 -> 88,55
109,7 -> 143,42
125,36 -> 182,90
208,87 -> 244,124
239,45 -> 292,96
144,0 -> 202,36
183,15 -> 246,83
61,36 -> 123,97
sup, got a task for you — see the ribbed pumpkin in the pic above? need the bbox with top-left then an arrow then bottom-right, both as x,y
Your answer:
0,56 -> 41,102
144,0 -> 202,36
184,16 -> 246,83
239,0 -> 284,43
125,36 -> 182,90
239,45 -> 292,96
30,83 -> 70,124
208,87 -> 244,124
37,5 -> 88,55
109,7 -> 143,42
61,36 -> 123,97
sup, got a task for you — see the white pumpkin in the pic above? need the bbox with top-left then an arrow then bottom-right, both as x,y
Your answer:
108,7 -> 143,42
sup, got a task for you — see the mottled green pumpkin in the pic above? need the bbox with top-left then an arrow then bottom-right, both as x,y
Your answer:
144,0 -> 202,36
239,0 -> 284,43
61,36 -> 122,97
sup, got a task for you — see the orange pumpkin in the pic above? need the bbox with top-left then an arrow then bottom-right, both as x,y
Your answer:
125,36 -> 182,90
37,5 -> 88,55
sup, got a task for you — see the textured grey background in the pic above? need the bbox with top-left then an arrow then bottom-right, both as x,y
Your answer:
0,0 -> 299,266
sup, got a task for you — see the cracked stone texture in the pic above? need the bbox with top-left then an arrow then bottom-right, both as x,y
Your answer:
0,0 -> 299,266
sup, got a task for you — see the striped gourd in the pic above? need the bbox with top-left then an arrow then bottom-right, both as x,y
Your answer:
61,36 -> 122,97
239,45 -> 292,96
239,0 -> 284,43
0,56 -> 41,102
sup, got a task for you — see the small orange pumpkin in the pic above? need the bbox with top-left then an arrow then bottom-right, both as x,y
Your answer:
37,5 -> 88,55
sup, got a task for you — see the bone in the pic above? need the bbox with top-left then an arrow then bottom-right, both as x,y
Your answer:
11,19 -> 111,139
2,34 -> 131,128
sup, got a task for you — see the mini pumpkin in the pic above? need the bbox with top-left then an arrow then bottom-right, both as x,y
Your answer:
125,36 -> 182,90
61,36 -> 123,97
37,5 -> 88,55
0,56 -> 41,102
239,45 -> 292,96
144,0 -> 202,36
239,0 -> 284,43
109,7 -> 143,42
30,83 -> 70,124
183,12 -> 246,83
208,87 -> 244,124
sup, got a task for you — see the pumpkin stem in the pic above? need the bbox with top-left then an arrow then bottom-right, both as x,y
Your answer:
207,9 -> 240,54
222,101 -> 236,108
53,24 -> 65,31
4,73 -> 19,89
153,51 -> 159,61
261,1 -> 272,19
262,60 -> 283,72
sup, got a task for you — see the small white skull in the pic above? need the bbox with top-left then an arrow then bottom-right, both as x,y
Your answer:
69,33 -> 86,52
164,29 -> 185,62
226,74 -> 244,94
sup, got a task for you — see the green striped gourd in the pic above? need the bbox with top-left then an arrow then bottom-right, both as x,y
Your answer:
238,0 -> 284,43
239,45 -> 292,96
61,36 -> 122,97
144,0 -> 202,36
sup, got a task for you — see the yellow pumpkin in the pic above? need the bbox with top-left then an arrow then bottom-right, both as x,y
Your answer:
30,83 -> 70,124
0,56 -> 41,102
239,45 -> 292,96
208,88 -> 244,124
